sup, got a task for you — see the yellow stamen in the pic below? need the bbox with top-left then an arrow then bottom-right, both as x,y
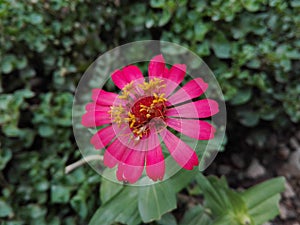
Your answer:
139,78 -> 166,92
118,82 -> 135,100
109,105 -> 126,126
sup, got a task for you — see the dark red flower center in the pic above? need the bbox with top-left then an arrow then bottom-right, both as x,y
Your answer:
129,95 -> 166,139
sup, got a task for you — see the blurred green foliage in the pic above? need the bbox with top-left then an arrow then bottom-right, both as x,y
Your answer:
0,0 -> 298,224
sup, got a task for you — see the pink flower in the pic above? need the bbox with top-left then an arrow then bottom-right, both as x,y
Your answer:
82,54 -> 219,183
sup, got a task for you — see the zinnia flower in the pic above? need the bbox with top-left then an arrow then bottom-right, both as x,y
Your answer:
82,54 -> 219,183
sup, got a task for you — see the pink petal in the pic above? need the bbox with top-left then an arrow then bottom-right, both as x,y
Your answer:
112,65 -> 144,89
163,64 -> 186,84
103,139 -> 127,168
161,129 -> 198,170
146,145 -> 165,181
163,64 -> 186,96
148,54 -> 165,78
166,99 -> 219,118
166,118 -> 216,140
123,65 -> 144,82
91,126 -> 115,149
167,78 -> 208,105
116,150 -> 145,183
85,102 -> 111,112
92,89 -> 117,106
81,111 -> 111,127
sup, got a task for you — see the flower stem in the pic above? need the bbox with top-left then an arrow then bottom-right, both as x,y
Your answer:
65,155 -> 103,174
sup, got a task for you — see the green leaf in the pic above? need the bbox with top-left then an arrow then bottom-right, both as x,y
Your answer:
38,125 -> 54,137
150,0 -> 165,8
291,0 -> 300,7
211,32 -> 231,59
241,177 -> 285,224
196,174 -> 253,225
179,205 -> 212,225
194,23 -> 209,41
167,168 -> 197,193
1,55 -> 16,74
50,185 -> 71,203
237,110 -> 260,127
138,182 -> 177,222
241,177 -> 285,209
230,88 -> 252,105
242,0 -> 264,12
157,213 -> 178,225
100,178 -> 124,204
28,13 -> 43,24
247,195 -> 281,225
211,214 -> 241,225
0,148 -> 12,170
0,200 -> 13,217
195,174 -> 228,215
89,187 -> 141,225
159,10 -> 172,27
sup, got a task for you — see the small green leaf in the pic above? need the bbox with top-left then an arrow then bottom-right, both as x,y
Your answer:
28,13 -> 43,24
38,125 -> 54,137
230,88 -> 252,105
51,185 -> 70,203
194,23 -> 209,41
150,0 -> 165,8
159,10 -> 172,27
237,110 -> 260,127
211,32 -> 231,59
0,148 -> 12,170
0,200 -> 13,217
1,55 -> 16,74
291,0 -> 300,7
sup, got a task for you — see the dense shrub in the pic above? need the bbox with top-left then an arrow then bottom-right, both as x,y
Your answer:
0,0 -> 298,224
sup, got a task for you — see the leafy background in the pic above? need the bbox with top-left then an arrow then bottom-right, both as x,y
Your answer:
0,0 -> 299,224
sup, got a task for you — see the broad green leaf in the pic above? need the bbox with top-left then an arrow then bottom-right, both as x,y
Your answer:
157,213 -> 177,225
138,182 -> 177,222
179,205 -> 212,225
247,195 -> 281,225
241,177 -> 285,209
89,187 -> 141,225
100,179 -> 124,204
167,168 -> 197,193
241,177 -> 285,224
